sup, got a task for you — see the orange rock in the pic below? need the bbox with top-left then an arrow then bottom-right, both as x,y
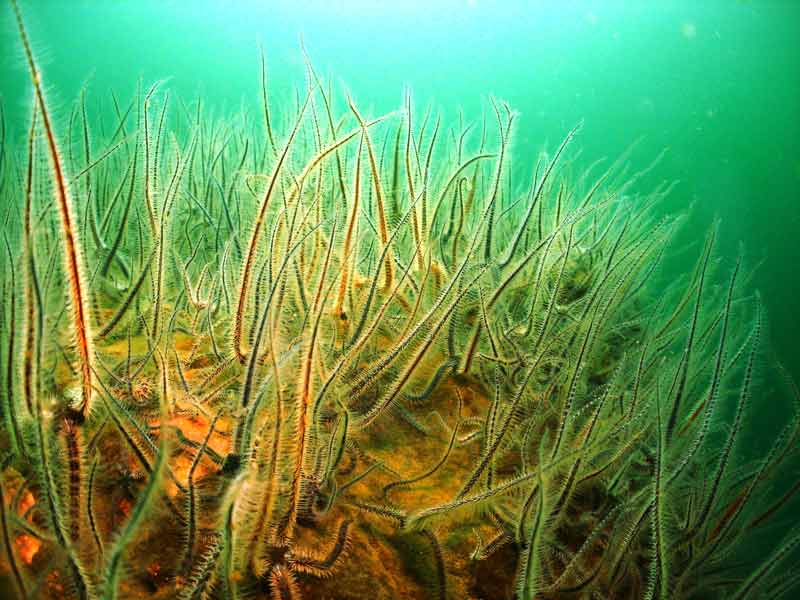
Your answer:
15,534 -> 41,565
19,491 -> 35,515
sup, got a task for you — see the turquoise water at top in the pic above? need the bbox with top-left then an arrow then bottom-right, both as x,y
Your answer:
1,0 -> 798,381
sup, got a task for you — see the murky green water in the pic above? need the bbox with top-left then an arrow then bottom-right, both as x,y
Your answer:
3,0 -> 798,379
1,2 -> 798,598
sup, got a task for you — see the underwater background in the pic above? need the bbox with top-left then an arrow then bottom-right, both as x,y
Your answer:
1,1 -> 799,598
1,0 -> 799,384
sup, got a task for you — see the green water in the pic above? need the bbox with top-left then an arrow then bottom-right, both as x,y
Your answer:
2,0 -> 798,380
1,2 -> 799,597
